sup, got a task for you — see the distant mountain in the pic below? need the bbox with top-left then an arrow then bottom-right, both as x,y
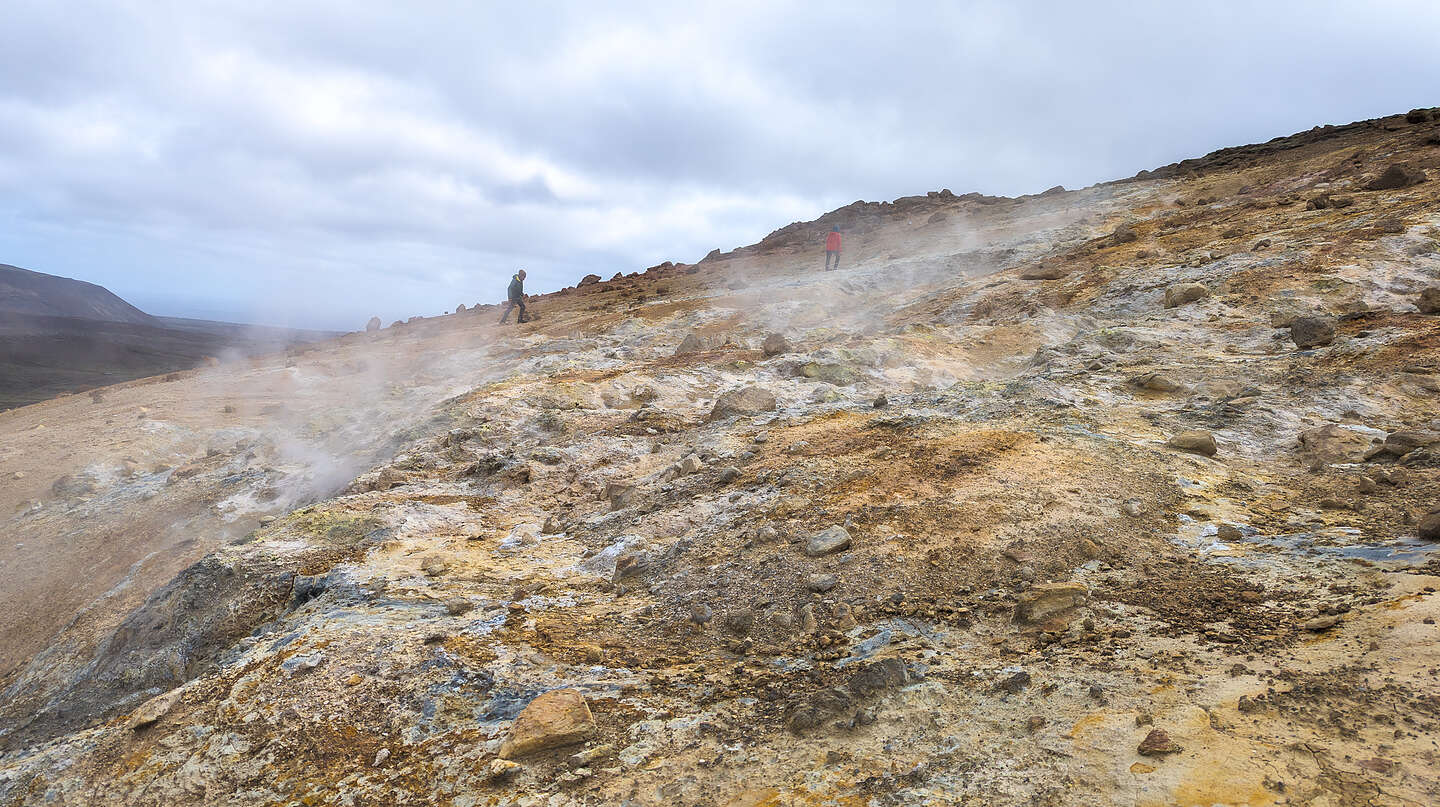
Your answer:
0,264 -> 336,410
0,264 -> 155,324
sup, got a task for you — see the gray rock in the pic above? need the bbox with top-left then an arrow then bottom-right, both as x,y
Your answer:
675,333 -> 708,354
365,316 -> 382,332
1290,315 -> 1336,348
719,466 -> 741,483
762,333 -> 792,356
805,526 -> 852,557
1163,282 -> 1209,308
806,573 -> 837,593
1419,287 -> 1440,314
709,386 -> 777,420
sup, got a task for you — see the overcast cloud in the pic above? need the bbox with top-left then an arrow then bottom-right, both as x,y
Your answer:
0,1 -> 1436,329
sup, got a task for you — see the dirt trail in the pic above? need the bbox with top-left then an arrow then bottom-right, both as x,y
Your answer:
2,109 -> 1440,806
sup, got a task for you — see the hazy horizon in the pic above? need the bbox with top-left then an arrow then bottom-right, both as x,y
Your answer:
2,1 -> 1437,330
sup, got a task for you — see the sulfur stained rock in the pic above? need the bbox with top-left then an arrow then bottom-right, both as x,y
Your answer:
1167,430 -> 1218,457
1163,282 -> 1209,308
499,688 -> 597,759
126,688 -> 182,730
1014,582 -> 1088,624
1137,729 -> 1182,756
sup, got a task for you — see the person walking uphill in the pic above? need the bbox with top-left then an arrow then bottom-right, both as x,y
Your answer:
824,226 -> 842,271
498,269 -> 529,324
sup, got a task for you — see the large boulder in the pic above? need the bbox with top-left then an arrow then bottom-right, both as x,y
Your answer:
1167,430 -> 1218,457
1110,222 -> 1139,245
1014,582 -> 1088,624
1290,315 -> 1336,348
365,316 -> 381,332
498,688 -> 597,758
1366,164 -> 1427,191
578,274 -> 601,287
1163,283 -> 1210,308
709,386 -> 777,420
1418,287 -> 1440,314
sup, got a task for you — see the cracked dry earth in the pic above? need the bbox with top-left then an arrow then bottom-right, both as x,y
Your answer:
4,109 -> 1440,806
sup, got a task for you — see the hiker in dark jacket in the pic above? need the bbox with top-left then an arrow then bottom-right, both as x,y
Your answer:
498,269 -> 529,324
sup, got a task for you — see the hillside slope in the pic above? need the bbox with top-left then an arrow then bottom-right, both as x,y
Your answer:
1,108 -> 1439,806
0,266 -> 335,410
0,264 -> 154,324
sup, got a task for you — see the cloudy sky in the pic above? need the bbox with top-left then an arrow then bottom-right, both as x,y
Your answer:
1,1 -> 1436,329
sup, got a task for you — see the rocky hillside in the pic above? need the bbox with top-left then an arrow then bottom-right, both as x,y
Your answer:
1,108 -> 1439,806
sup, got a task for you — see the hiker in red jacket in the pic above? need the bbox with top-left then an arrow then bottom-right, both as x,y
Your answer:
824,226 -> 842,271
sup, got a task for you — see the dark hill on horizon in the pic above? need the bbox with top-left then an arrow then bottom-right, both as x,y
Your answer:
0,264 -> 335,410
0,264 -> 155,324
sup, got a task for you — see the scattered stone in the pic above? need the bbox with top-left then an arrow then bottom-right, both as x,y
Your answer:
126,688 -> 183,730
709,386 -> 777,420
719,466 -> 741,483
1366,164 -> 1427,191
1418,513 -> 1440,542
1298,424 -> 1373,464
1020,264 -> 1069,280
1167,430 -> 1218,457
675,333 -> 708,354
569,744 -> 614,766
806,573 -> 837,593
1216,524 -> 1243,541
1303,614 -> 1341,632
499,689 -> 597,758
679,454 -> 704,474
805,525 -> 852,557
483,758 -> 521,782
1238,695 -> 1260,713
372,748 -> 390,766
420,555 -> 450,577
443,597 -> 474,616
1251,239 -> 1272,251
1122,499 -> 1144,517
1290,315 -> 1336,348
761,333 -> 792,356
690,603 -> 714,625
1110,222 -> 1139,245
1129,372 -> 1186,393
996,670 -> 1031,694
1382,430 -> 1440,457
872,394 -> 888,408
581,644 -> 604,663
1163,283 -> 1210,308
1419,287 -> 1440,314
1137,729 -> 1182,757
1014,582 -> 1088,624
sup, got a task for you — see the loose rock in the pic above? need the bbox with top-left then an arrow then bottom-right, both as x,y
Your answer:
1167,430 -> 1218,457
499,689 -> 597,759
805,526 -> 852,557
